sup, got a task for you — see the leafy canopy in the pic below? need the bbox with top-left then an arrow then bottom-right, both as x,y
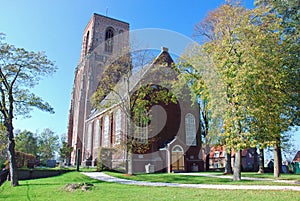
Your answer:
0,34 -> 56,118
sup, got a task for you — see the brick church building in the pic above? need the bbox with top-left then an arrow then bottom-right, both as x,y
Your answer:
67,13 -> 204,173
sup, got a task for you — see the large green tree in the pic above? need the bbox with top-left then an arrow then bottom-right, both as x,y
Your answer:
175,58 -> 225,172
59,135 -> 73,166
253,0 -> 300,177
190,4 -> 252,180
186,1 -> 297,180
37,128 -> 60,162
15,130 -> 38,156
0,34 -> 56,186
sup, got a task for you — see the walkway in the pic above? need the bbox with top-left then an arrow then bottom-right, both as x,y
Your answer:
82,172 -> 300,191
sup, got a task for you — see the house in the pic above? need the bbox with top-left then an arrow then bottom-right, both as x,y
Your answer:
208,146 -> 259,171
208,146 -> 227,169
293,151 -> 300,162
67,13 -> 203,173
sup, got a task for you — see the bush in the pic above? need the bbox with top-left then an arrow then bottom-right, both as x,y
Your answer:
97,147 -> 115,171
15,151 -> 36,168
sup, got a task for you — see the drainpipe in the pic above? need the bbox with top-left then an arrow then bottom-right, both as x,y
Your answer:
167,145 -> 171,173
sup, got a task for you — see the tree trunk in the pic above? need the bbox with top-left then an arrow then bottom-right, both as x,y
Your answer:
273,144 -> 280,178
224,148 -> 232,174
125,73 -> 133,175
6,120 -> 19,186
126,114 -> 133,175
253,148 -> 258,172
278,147 -> 283,173
258,148 -> 264,173
233,150 -> 241,181
205,145 -> 210,171
127,148 -> 133,175
205,153 -> 210,171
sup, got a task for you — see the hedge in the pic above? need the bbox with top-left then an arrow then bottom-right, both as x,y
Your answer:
15,151 -> 36,168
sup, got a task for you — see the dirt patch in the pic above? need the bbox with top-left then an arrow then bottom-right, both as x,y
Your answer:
64,182 -> 94,192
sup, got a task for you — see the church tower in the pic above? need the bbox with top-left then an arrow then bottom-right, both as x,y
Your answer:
79,13 -> 130,62
67,14 -> 129,165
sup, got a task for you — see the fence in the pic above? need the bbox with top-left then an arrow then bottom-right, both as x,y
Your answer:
0,170 -> 9,186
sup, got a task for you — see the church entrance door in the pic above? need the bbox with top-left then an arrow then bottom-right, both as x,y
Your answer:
171,145 -> 184,172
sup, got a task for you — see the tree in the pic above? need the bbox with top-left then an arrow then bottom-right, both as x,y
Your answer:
60,141 -> 73,166
60,135 -> 72,165
15,130 -> 38,156
175,59 -> 225,172
190,3 -> 252,180
190,1 -> 300,180
0,34 -> 56,186
37,128 -> 60,162
254,0 -> 300,177
186,1 -> 297,180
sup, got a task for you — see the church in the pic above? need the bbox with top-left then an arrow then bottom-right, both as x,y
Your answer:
67,13 -> 204,173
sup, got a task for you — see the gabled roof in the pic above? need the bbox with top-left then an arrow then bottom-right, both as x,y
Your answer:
293,151 -> 300,162
86,47 -> 174,121
152,47 -> 174,66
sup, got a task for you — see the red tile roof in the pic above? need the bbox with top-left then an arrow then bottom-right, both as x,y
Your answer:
293,151 -> 300,162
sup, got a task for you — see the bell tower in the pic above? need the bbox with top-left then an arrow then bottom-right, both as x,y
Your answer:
79,13 -> 130,62
68,14 -> 129,165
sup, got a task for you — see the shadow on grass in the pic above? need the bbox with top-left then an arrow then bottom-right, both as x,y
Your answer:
106,172 -> 234,184
105,171 -> 297,186
19,179 -> 105,187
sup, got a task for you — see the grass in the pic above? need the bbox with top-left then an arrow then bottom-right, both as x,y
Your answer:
105,171 -> 300,186
1,172 -> 300,201
241,172 -> 300,182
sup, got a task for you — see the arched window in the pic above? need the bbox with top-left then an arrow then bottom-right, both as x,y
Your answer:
115,109 -> 122,145
105,28 -> 114,53
185,113 -> 196,146
172,145 -> 184,152
103,115 -> 110,147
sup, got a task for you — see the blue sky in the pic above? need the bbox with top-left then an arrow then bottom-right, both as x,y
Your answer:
0,0 -> 298,154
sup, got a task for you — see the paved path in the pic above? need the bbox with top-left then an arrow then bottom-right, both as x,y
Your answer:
82,172 -> 300,191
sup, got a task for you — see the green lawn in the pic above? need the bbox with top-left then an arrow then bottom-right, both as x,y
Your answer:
105,171 -> 300,186
1,172 -> 300,201
241,172 -> 300,182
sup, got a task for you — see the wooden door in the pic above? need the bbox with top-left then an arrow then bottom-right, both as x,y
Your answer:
171,146 -> 184,171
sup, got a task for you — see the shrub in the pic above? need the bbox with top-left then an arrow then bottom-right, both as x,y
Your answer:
97,147 -> 115,171
15,151 -> 36,168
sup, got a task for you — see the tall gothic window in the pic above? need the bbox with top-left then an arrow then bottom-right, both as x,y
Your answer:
115,109 -> 122,145
103,115 -> 110,147
94,119 -> 100,148
134,112 -> 148,144
185,113 -> 196,146
105,28 -> 114,53
87,123 -> 93,152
